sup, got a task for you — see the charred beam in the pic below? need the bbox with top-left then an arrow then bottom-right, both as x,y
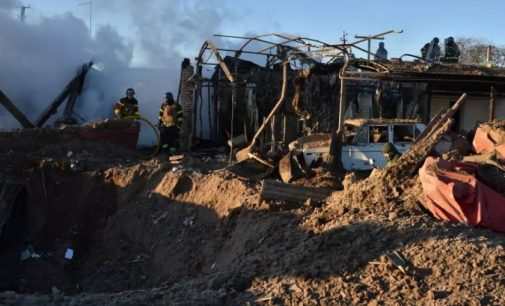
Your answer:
35,62 -> 92,127
206,41 -> 235,83
0,90 -> 34,128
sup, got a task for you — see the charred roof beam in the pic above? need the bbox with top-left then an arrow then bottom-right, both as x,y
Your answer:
0,90 -> 34,128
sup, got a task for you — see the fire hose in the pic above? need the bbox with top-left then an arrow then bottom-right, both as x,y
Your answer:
124,115 -> 161,159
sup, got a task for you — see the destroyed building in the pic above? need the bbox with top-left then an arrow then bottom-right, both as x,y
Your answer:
191,34 -> 505,150
3,31 -> 505,306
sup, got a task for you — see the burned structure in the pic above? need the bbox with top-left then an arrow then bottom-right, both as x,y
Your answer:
191,33 -> 353,155
190,32 -> 505,165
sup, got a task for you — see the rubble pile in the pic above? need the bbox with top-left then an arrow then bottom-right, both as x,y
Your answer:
1,120 -> 505,305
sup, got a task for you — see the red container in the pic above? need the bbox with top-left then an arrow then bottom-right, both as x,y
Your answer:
79,124 -> 140,150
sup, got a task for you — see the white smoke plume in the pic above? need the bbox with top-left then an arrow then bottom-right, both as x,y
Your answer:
0,1 -> 229,144
0,0 -> 19,11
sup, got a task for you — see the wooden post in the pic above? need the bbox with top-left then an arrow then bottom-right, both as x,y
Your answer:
489,86 -> 496,122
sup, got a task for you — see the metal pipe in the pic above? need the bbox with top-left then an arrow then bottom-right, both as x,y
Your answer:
351,30 -> 402,46
338,53 -> 350,132
216,48 -> 273,56
229,58 -> 239,164
207,83 -> 212,140
199,83 -> 204,138
235,60 -> 289,162
340,73 -> 505,84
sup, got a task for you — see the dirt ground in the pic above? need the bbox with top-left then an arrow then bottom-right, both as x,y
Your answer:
1,128 -> 505,305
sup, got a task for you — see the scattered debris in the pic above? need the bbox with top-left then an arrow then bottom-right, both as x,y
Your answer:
261,179 -> 333,204
387,250 -> 410,274
20,246 -> 41,261
4,28 -> 505,306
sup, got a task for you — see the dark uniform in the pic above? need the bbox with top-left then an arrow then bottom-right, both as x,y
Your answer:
442,37 -> 460,63
374,42 -> 388,61
114,88 -> 139,119
421,38 -> 441,62
159,92 -> 183,152
421,43 -> 430,59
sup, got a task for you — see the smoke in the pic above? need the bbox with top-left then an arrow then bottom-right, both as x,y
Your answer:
0,1 -> 229,145
0,11 -> 104,128
97,0 -> 227,67
0,0 -> 19,11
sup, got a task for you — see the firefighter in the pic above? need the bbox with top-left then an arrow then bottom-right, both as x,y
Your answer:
421,42 -> 430,59
159,92 -> 183,153
113,88 -> 139,119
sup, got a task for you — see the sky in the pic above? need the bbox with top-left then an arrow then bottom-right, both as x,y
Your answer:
1,0 -> 504,141
16,0 -> 505,63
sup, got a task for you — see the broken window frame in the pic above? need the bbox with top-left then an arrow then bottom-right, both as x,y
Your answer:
393,124 -> 416,143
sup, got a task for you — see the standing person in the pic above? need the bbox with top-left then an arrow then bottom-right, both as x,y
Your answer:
113,88 -> 139,119
428,37 -> 441,62
179,58 -> 195,151
421,42 -> 430,60
159,92 -> 183,153
421,38 -> 441,62
443,37 -> 460,63
374,42 -> 388,61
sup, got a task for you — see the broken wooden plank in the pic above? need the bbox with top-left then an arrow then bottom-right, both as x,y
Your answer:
417,93 -> 466,142
261,179 -> 333,204
0,89 -> 34,128
378,93 -> 468,182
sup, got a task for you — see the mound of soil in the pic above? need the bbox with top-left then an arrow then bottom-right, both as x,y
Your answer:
1,124 -> 505,305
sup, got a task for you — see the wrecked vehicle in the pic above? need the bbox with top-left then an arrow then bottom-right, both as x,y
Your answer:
278,119 -> 426,182
341,119 -> 426,170
287,119 -> 426,171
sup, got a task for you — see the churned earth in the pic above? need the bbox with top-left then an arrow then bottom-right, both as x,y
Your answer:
0,127 -> 504,306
